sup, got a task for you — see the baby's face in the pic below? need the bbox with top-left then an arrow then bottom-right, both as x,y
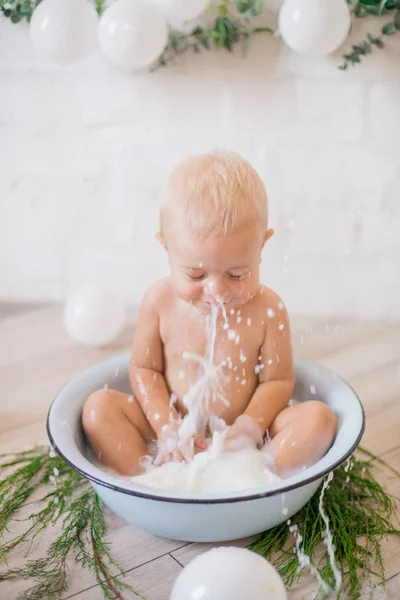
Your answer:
165,224 -> 264,312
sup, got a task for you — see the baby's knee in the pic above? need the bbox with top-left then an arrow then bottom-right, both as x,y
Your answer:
82,389 -> 117,433
306,400 -> 337,438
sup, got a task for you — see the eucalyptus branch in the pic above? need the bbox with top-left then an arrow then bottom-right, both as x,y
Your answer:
340,0 -> 400,69
154,1 -> 274,70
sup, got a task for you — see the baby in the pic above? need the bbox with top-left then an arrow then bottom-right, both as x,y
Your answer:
82,152 -> 337,477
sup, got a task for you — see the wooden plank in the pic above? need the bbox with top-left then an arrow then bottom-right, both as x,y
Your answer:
171,535 -> 257,567
63,555 -> 182,600
362,401 -> 400,457
292,320 -> 393,363
318,327 -> 400,383
0,420 -> 47,452
0,504 -> 187,600
0,306 -> 135,433
0,553 -> 181,600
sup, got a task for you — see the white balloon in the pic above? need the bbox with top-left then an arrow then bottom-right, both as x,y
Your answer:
30,0 -> 98,64
153,0 -> 210,22
171,547 -> 287,600
98,0 -> 168,70
279,0 -> 351,55
63,287 -> 126,347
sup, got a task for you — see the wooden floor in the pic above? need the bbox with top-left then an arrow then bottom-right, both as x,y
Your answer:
0,305 -> 399,599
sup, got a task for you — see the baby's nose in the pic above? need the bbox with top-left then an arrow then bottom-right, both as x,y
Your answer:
206,277 -> 228,298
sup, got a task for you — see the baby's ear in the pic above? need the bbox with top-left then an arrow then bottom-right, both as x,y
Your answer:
155,232 -> 167,250
263,228 -> 274,247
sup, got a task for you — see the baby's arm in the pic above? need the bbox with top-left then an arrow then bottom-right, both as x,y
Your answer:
243,294 -> 295,434
226,292 -> 295,445
130,286 -> 179,437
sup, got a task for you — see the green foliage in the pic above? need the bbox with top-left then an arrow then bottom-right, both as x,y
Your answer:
94,0 -> 105,17
0,445 -> 399,599
0,0 -> 105,21
236,0 -> 264,19
0,446 -> 138,600
1,0 -> 398,71
251,448 -> 400,599
0,0 -> 41,23
340,0 -> 400,69
154,8 -> 273,69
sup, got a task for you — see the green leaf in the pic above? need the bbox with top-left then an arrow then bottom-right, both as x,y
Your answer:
352,44 -> 365,54
365,5 -> 380,14
373,37 -> 385,47
353,3 -> 363,17
20,0 -> 31,14
10,13 -> 22,23
394,10 -> 400,28
199,36 -> 210,49
219,3 -> 228,17
94,0 -> 105,16
382,21 -> 396,34
215,17 -> 227,48
236,0 -> 249,13
236,0 -> 264,18
170,34 -> 179,51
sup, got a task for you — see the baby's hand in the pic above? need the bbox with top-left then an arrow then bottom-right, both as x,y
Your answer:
154,424 -> 207,466
223,415 -> 264,450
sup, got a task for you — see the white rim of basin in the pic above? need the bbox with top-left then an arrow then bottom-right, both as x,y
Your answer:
47,354 -> 365,504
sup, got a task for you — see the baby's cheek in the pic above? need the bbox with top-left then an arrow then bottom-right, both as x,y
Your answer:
239,277 -> 259,299
176,280 -> 200,302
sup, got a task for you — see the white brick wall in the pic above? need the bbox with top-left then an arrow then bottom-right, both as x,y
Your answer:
0,17 -> 399,320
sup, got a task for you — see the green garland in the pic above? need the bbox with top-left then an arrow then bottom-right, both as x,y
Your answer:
0,445 -> 399,599
0,0 -> 399,70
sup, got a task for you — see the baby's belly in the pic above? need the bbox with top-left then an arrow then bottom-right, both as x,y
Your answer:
166,365 -> 258,426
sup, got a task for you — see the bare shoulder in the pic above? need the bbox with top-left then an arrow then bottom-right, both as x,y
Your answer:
140,277 -> 175,314
257,285 -> 288,317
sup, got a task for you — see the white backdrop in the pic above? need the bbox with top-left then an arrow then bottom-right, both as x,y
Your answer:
0,16 -> 399,319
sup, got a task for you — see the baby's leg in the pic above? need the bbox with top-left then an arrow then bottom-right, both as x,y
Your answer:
82,389 -> 155,476
267,401 -> 337,476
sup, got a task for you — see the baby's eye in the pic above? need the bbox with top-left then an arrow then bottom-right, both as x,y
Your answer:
189,274 -> 206,281
226,272 -> 247,280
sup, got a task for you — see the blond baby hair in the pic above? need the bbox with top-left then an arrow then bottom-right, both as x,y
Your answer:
160,151 -> 268,239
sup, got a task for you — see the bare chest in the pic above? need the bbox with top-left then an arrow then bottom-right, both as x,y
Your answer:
159,306 -> 266,419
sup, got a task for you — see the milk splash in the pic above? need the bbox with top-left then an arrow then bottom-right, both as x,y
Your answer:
288,471 -> 341,599
131,299 -> 280,493
319,471 -> 342,591
179,303 -> 227,445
